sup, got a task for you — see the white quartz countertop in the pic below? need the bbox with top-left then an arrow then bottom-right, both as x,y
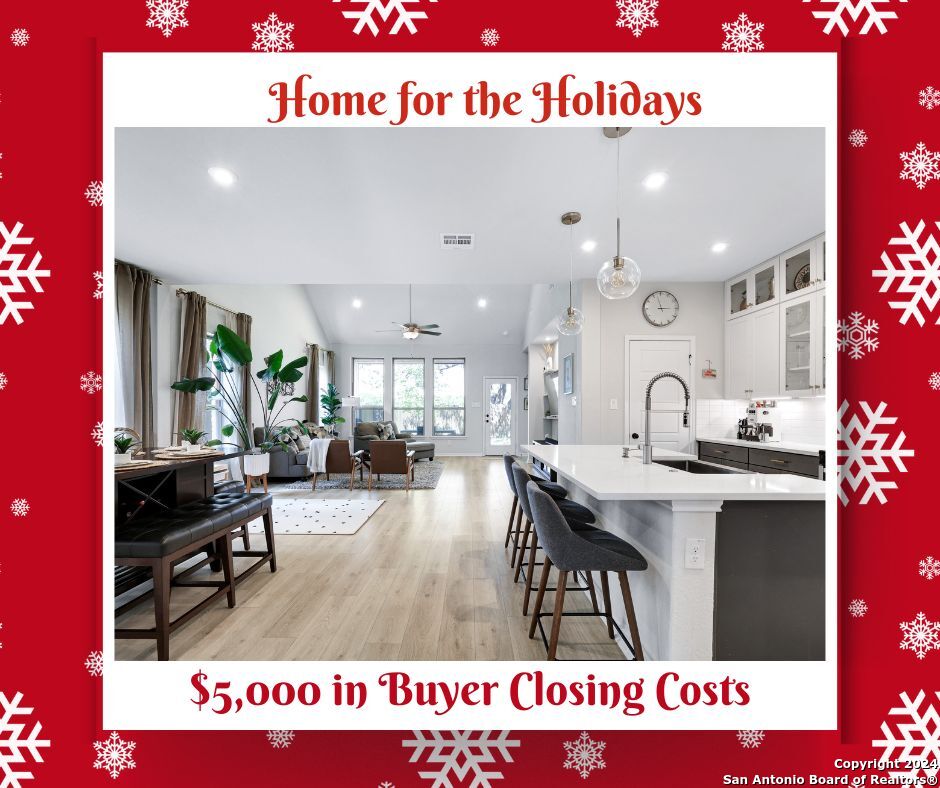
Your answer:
697,436 -> 824,456
525,444 -> 826,502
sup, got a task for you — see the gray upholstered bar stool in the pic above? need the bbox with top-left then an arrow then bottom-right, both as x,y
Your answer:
526,481 -> 647,661
502,455 -> 570,567
511,465 -> 599,616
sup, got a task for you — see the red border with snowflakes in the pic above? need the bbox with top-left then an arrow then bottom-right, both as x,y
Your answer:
1,1 -> 939,785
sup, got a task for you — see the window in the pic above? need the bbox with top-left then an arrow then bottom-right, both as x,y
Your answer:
352,358 -> 384,424
393,358 -> 425,435
433,358 -> 465,436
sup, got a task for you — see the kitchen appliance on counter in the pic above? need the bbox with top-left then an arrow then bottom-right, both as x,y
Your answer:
738,400 -> 781,443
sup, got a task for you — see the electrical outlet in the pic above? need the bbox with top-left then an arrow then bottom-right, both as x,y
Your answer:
609,398 -> 618,409
685,538 -> 706,570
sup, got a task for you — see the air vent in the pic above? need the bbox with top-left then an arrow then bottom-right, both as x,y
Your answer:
440,233 -> 474,250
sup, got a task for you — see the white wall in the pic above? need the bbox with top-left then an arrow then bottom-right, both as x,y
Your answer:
153,284 -> 329,446
331,343 -> 527,456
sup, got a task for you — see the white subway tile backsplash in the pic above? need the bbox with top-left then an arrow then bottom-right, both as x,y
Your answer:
695,397 -> 826,445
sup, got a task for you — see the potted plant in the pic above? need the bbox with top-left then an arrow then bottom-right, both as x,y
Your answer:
114,433 -> 138,466
179,427 -> 208,452
171,324 -> 308,479
320,382 -> 345,437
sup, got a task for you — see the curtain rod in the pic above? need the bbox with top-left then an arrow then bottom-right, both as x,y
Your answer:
175,288 -> 241,317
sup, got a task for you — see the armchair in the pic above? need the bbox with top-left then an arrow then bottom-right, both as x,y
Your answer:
312,440 -> 364,491
364,440 -> 415,491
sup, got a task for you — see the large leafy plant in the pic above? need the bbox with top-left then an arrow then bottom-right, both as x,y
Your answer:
320,382 -> 345,436
171,324 -> 308,452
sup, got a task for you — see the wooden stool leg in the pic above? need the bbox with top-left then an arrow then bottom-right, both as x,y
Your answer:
529,556 -> 553,638
263,509 -> 277,572
522,532 -> 539,615
547,570 -> 568,660
153,557 -> 171,661
504,497 -> 518,547
600,571 -> 615,639
241,526 -> 250,550
618,571 -> 644,660
509,506 -> 524,568
218,533 -> 236,608
585,571 -> 600,614
513,520 -> 532,583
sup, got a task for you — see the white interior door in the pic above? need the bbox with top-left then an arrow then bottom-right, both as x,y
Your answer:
484,377 -> 515,455
627,339 -> 693,452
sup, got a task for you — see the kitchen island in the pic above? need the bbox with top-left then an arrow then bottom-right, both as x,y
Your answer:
524,444 -> 827,661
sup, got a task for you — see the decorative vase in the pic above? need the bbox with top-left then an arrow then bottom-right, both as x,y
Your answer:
184,442 -> 200,453
243,452 -> 270,476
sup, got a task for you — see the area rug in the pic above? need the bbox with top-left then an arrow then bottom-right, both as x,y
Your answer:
247,498 -> 385,536
281,459 -> 445,491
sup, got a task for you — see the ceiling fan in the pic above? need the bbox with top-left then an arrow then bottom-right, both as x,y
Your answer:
375,284 -> 442,340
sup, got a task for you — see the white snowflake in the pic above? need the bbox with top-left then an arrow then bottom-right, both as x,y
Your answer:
480,28 -> 499,47
146,0 -> 189,37
93,270 -> 104,300
616,0 -> 659,37
333,0 -> 438,36
736,730 -> 765,749
0,221 -> 50,326
403,730 -> 520,786
839,400 -> 913,505
0,371 -> 6,390
900,612 -> 940,660
802,0 -> 908,35
93,731 -> 136,779
930,372 -> 940,391
266,730 -> 294,748
378,783 -> 395,788
80,371 -> 103,394
563,731 -> 606,779
848,129 -> 869,147
10,499 -> 28,517
848,598 -> 869,618
85,651 -> 104,677
900,142 -> 940,190
920,556 -> 940,580
251,12 -> 295,52
873,220 -> 940,326
837,311 -> 879,359
921,86 -> 940,111
92,421 -> 104,448
84,180 -> 103,207
0,692 -> 50,788
873,691 -> 940,784
9,29 -> 29,47
722,13 -> 765,52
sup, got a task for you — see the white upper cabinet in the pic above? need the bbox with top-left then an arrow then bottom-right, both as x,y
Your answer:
725,257 -> 779,319
780,291 -> 825,396
724,307 -> 780,399
780,234 -> 825,302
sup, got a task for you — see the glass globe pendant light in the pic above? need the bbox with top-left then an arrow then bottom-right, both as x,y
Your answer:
597,127 -> 641,300
557,211 -> 585,336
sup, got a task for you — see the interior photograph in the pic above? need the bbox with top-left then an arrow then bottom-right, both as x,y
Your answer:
111,126 -> 828,663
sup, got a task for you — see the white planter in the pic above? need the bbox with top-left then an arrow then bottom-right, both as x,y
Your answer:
184,443 -> 201,453
114,452 -> 133,466
243,453 -> 270,476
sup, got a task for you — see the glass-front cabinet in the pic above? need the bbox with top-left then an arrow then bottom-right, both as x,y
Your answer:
780,292 -> 825,396
726,257 -> 779,318
781,236 -> 825,301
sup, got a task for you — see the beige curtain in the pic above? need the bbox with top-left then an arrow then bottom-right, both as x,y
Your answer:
326,350 -> 335,388
305,344 -> 320,424
236,313 -> 252,438
173,291 -> 207,440
115,262 -> 155,447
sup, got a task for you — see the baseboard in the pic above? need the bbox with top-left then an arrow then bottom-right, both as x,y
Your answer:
435,452 -> 484,457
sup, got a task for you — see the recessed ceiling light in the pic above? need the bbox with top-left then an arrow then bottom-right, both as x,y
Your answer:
643,171 -> 668,190
580,240 -> 597,253
501,330 -> 509,336
711,242 -> 729,253
477,298 -> 487,308
352,298 -> 362,309
208,166 -> 237,187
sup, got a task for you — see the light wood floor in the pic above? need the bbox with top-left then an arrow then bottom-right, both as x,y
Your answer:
115,456 -> 628,661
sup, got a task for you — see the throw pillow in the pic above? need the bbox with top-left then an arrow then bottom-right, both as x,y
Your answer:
381,423 -> 397,440
297,434 -> 311,449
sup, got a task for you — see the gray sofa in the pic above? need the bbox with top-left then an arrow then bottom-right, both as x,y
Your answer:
353,421 -> 435,461
252,426 -> 310,479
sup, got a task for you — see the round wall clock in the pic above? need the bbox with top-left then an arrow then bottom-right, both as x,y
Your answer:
642,290 -> 680,327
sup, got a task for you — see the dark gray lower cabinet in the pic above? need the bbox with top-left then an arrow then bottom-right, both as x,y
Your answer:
699,441 -> 820,478
714,500 -> 825,660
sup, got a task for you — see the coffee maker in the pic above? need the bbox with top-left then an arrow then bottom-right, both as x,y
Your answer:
748,400 -> 781,443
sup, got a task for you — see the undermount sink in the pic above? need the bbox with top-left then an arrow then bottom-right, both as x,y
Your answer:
653,459 -> 750,475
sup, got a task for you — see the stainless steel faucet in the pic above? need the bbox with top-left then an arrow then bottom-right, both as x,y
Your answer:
642,372 -> 691,465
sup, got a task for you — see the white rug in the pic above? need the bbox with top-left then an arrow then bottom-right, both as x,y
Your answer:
247,498 -> 385,536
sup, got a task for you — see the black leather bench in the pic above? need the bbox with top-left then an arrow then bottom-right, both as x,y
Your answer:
115,491 -> 275,661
